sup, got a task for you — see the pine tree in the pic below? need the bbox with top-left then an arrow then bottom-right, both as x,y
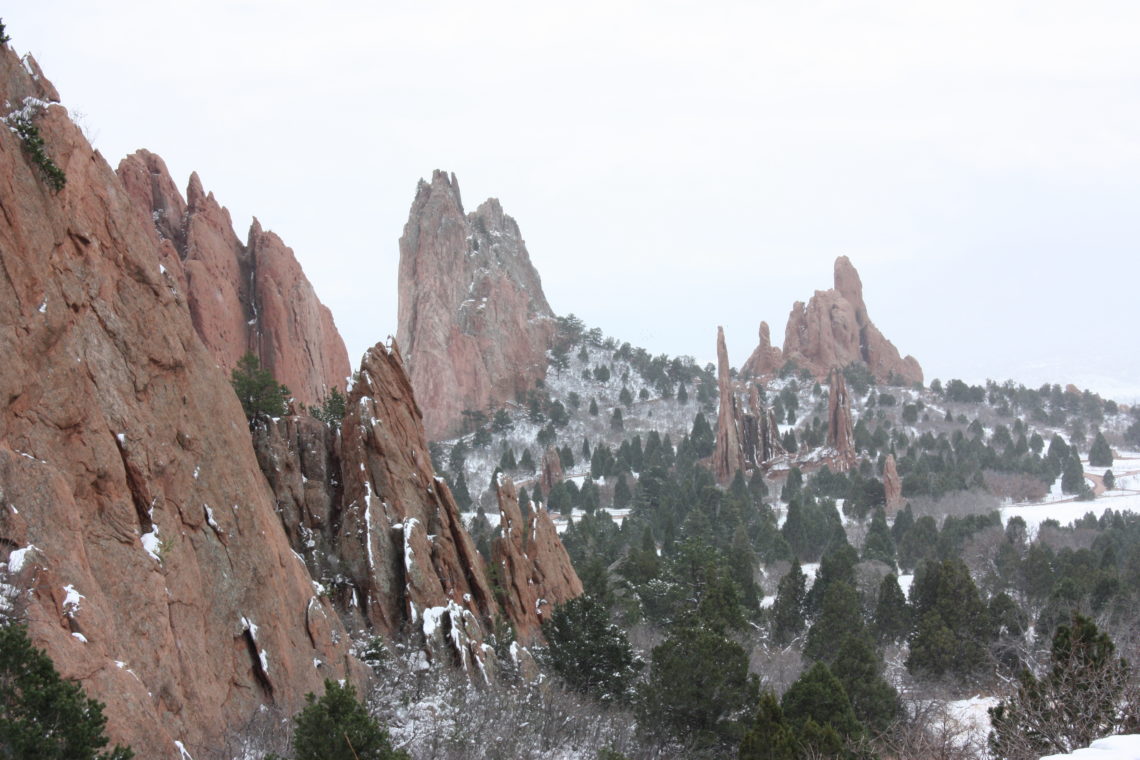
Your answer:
873,573 -> 911,644
770,558 -> 806,646
803,581 -> 863,664
862,507 -> 897,568
543,596 -> 641,703
518,449 -> 536,472
452,470 -> 472,510
989,614 -> 1131,759
611,407 -> 624,431
781,662 -> 863,749
831,634 -> 900,734
738,692 -> 797,760
620,386 -> 633,408
1061,452 -> 1086,495
1104,470 -> 1116,490
290,679 -> 407,760
589,397 -> 599,416
230,352 -> 289,425
906,558 -> 992,681
613,474 -> 632,508
1089,432 -> 1113,467
0,624 -> 134,758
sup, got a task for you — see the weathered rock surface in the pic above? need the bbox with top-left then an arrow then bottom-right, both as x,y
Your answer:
749,257 -> 922,385
712,327 -> 746,484
740,321 -> 784,378
116,151 -> 351,406
396,171 -> 556,440
826,368 -> 857,471
334,342 -> 499,663
539,445 -> 565,496
883,453 -> 903,515
490,477 -> 583,643
0,48 -> 356,758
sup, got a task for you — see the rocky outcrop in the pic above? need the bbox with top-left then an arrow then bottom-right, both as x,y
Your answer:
827,368 -> 857,471
750,257 -> 921,385
712,327 -> 746,484
539,446 -> 564,496
116,150 -> 351,406
490,476 -> 583,643
883,454 -> 903,515
0,48 -> 357,757
334,342 -> 498,663
741,321 -> 784,378
396,171 -> 556,440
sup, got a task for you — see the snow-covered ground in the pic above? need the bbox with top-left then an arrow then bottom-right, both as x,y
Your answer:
999,452 -> 1140,534
1041,735 -> 1140,760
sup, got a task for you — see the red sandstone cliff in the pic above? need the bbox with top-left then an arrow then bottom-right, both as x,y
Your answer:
745,257 -> 922,385
396,171 -> 556,440
712,327 -> 746,484
0,48 -> 357,757
116,150 -> 351,406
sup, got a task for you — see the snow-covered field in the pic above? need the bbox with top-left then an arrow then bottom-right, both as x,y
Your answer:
999,452 -> 1140,534
1041,735 -> 1140,760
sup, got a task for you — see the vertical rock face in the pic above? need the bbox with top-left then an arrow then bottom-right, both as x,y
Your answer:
741,321 -> 784,378
826,369 -> 857,471
712,327 -> 746,484
539,445 -> 565,496
334,343 -> 498,654
883,453 -> 903,515
747,257 -> 922,385
0,49 -> 355,758
396,171 -> 556,440
115,151 -> 351,406
490,477 -> 583,643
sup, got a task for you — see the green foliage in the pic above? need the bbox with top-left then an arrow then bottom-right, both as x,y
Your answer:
1104,469 -> 1115,490
0,18 -> 9,44
803,581 -> 862,664
989,614 -> 1132,759
842,362 -> 875,396
611,407 -> 624,431
1089,431 -> 1113,467
310,387 -> 346,428
781,662 -> 863,749
1061,452 -> 1085,495
543,595 -> 642,703
872,573 -> 910,644
831,634 -> 899,734
7,111 -> 67,192
290,679 -> 406,760
231,352 -> 289,425
638,625 -> 758,751
738,692 -> 797,760
906,558 -> 992,682
0,624 -> 134,759
770,559 -> 806,646
861,507 -> 896,568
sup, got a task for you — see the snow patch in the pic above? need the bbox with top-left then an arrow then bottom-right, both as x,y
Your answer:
7,545 -> 38,573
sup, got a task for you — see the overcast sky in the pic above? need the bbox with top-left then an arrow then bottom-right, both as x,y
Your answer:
7,2 -> 1140,399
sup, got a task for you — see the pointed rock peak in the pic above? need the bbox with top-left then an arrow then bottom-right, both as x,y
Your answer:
883,453 -> 903,515
414,169 -> 464,214
248,216 -> 263,239
759,321 -> 772,349
717,326 -> 729,372
833,255 -> 866,317
186,171 -> 206,207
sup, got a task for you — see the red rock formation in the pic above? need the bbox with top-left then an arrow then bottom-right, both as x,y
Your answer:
396,171 -> 556,440
490,476 -> 583,643
712,327 -> 746,484
826,368 -> 857,471
115,152 -> 351,406
539,446 -> 564,496
0,49 -> 357,757
883,453 -> 903,515
741,321 -> 784,378
773,257 -> 922,385
335,342 -> 498,664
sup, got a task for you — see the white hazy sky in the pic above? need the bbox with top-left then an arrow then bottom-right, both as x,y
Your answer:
6,2 -> 1140,399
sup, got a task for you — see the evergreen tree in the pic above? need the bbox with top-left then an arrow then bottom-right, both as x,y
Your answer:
620,386 -> 633,408
611,407 -> 625,431
872,573 -> 910,644
691,413 -> 716,457
803,581 -> 863,664
781,662 -> 863,750
518,449 -> 536,473
452,470 -> 472,510
989,614 -> 1131,759
831,634 -> 900,734
862,507 -> 896,568
1104,470 -> 1116,490
589,397 -> 599,416
311,387 -> 347,428
638,625 -> 758,750
1061,453 -> 1086,495
770,559 -> 807,646
0,624 -> 134,759
906,558 -> 992,681
1089,432 -> 1113,467
492,408 -> 513,432
231,352 -> 289,425
613,474 -> 632,508
738,692 -> 797,760
677,382 -> 689,404
499,448 -> 517,470
543,596 -> 641,703
582,437 -> 591,461
290,679 -> 407,760
559,444 -> 575,469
